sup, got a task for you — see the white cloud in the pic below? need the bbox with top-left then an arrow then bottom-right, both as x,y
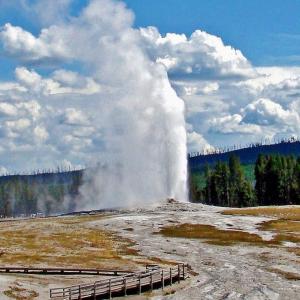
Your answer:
187,131 -> 215,153
242,98 -> 300,127
28,0 -> 72,26
59,159 -> 84,171
0,0 -> 300,172
0,166 -> 8,175
0,23 -> 71,63
0,82 -> 26,93
62,108 -> 90,126
52,69 -> 80,86
33,125 -> 49,142
209,114 -> 262,135
140,26 -> 256,80
0,102 -> 18,116
6,118 -> 31,131
15,67 -> 100,96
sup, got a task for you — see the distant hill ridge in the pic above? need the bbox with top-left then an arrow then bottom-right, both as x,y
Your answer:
1,140 -> 300,180
0,170 -> 83,184
189,140 -> 300,172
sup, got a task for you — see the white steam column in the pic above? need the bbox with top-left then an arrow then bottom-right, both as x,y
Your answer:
72,0 -> 188,209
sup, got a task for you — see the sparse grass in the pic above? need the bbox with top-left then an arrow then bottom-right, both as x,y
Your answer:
222,206 -> 300,221
55,214 -> 111,225
267,267 -> 300,280
0,214 -> 139,270
138,256 -> 179,266
157,223 -> 278,246
288,248 -> 300,256
220,206 -> 300,255
259,220 -> 300,244
4,284 -> 39,300
258,252 -> 272,262
260,219 -> 300,232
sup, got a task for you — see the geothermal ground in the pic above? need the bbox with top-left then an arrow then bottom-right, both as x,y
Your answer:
0,201 -> 299,299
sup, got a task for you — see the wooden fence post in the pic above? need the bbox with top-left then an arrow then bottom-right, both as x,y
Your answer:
109,279 -> 112,299
161,270 -> 164,290
183,264 -> 185,279
139,275 -> 141,294
178,265 -> 180,283
124,278 -> 127,296
93,283 -> 96,300
69,288 -> 72,300
150,273 -> 153,291
79,285 -> 81,299
170,268 -> 172,286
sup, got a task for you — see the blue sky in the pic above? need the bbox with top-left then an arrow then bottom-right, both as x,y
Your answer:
0,0 -> 299,81
0,0 -> 300,172
125,0 -> 300,66
1,0 -> 300,70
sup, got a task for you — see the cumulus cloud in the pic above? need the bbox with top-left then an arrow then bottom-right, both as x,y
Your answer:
243,98 -> 300,127
209,114 -> 262,135
0,166 -> 8,175
187,131 -> 215,153
0,0 -> 299,172
28,0 -> 72,26
0,23 -> 71,63
14,67 -> 100,96
61,108 -> 90,126
140,26 -> 256,80
33,125 -> 49,142
6,118 -> 31,132
0,102 -> 18,116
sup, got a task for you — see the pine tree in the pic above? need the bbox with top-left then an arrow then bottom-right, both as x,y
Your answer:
292,157 -> 300,204
204,164 -> 212,204
229,155 -> 243,206
255,154 -> 267,205
210,161 -> 230,206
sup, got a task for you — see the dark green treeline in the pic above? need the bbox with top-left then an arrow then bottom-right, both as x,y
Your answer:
1,153 -> 300,217
0,171 -> 83,217
190,154 -> 300,207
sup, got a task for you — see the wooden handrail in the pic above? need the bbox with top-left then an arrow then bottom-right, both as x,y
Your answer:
0,267 -> 134,276
50,263 -> 188,299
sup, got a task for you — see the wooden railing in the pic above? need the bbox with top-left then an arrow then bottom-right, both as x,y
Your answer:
0,267 -> 133,276
50,264 -> 187,299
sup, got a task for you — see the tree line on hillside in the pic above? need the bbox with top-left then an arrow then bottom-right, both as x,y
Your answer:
190,154 -> 300,207
188,136 -> 299,157
1,153 -> 299,217
0,171 -> 82,217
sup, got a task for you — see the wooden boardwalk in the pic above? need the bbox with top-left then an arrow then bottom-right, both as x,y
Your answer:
0,267 -> 133,276
50,264 -> 187,299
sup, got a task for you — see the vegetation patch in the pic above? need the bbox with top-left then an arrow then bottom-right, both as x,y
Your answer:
267,267 -> 300,280
157,223 -> 277,246
139,256 -> 179,266
288,248 -> 300,256
0,215 -> 140,270
259,220 -> 300,244
4,284 -> 39,300
222,206 -> 300,221
220,207 -> 300,255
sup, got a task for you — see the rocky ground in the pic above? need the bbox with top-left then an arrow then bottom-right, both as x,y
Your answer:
0,201 -> 299,299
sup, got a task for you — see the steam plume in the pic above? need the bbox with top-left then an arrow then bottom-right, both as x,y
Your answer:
70,0 -> 188,209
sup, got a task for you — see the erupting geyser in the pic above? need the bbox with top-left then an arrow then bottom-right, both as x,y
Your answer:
59,0 -> 188,209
